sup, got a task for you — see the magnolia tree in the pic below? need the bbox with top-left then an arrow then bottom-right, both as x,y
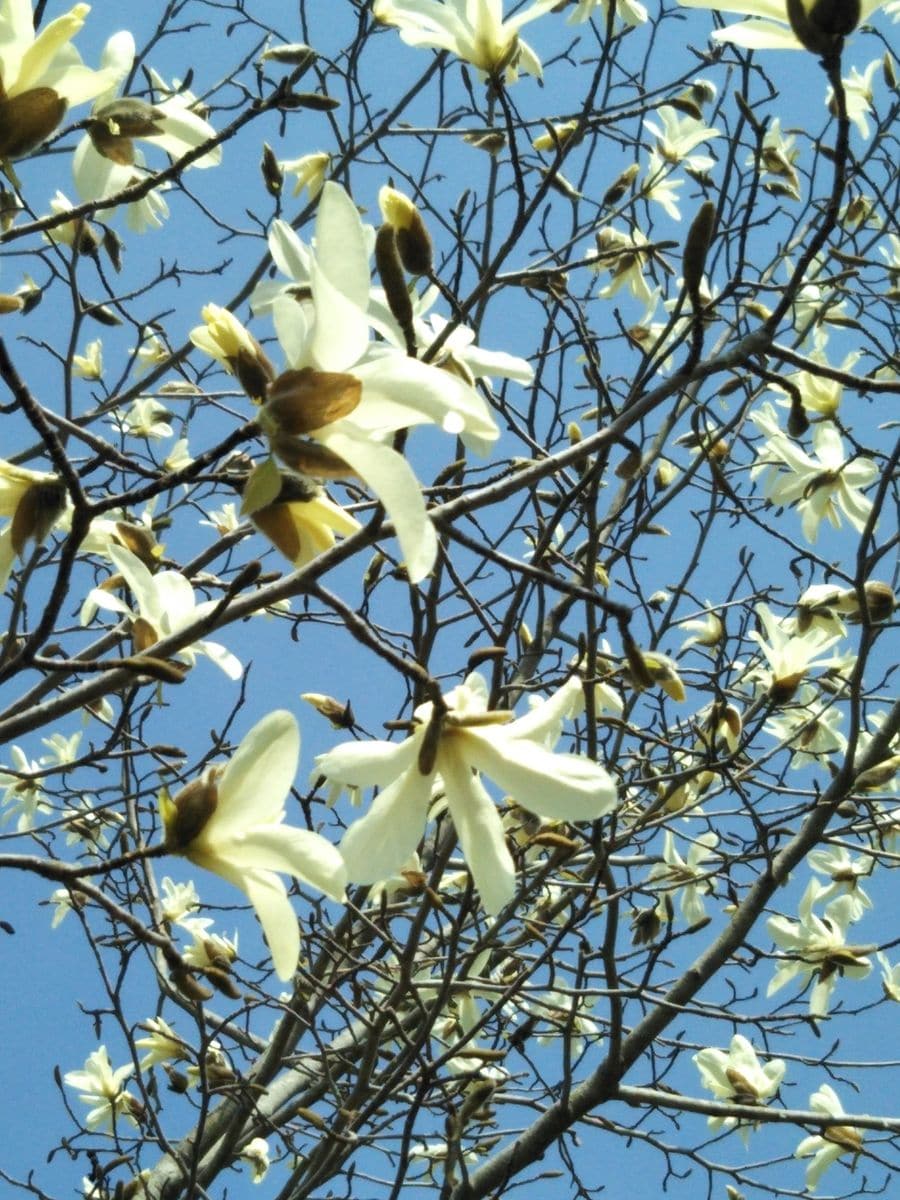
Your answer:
1,1 -> 899,1197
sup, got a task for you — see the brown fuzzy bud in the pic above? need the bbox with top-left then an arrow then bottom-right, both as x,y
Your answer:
260,142 -> 283,196
682,200 -> 716,298
374,224 -> 415,348
0,88 -> 67,159
602,165 -> 639,208
301,692 -> 355,729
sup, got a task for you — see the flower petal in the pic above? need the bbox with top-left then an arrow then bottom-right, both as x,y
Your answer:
339,766 -> 433,883
235,824 -> 347,902
215,710 -> 299,835
438,743 -> 515,914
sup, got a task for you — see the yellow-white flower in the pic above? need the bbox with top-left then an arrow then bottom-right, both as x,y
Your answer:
694,1034 -> 785,1143
161,710 -> 346,980
63,1046 -> 139,1131
316,672 -> 616,915
372,0 -> 559,81
795,1085 -> 863,1191
281,150 -> 330,199
679,0 -> 889,52
72,338 -> 103,379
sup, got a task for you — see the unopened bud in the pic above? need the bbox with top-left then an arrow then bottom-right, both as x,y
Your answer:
682,200 -> 716,298
260,142 -> 283,196
378,185 -> 433,276
603,163 -> 640,208
374,224 -> 415,347
836,581 -> 895,624
301,692 -> 355,729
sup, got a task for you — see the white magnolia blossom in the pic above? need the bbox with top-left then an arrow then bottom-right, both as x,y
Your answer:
0,743 -> 50,831
826,58 -> 881,140
647,830 -> 718,926
178,915 -> 238,971
240,1137 -> 271,1184
72,32 -> 221,232
752,117 -> 801,199
372,0 -> 560,81
590,225 -> 655,305
72,338 -> 103,379
765,349 -> 860,419
81,544 -> 243,678
40,729 -> 82,766
750,403 -> 877,543
281,150 -> 330,199
767,879 -> 872,1017
162,710 -> 347,980
748,602 -> 842,701
693,1034 -> 786,1143
63,1046 -> 139,1132
316,672 -> 617,915
159,875 -> 200,923
764,685 -> 847,767
135,1016 -> 187,1069
878,952 -> 900,1002
806,846 -> 873,919
110,396 -> 174,440
642,151 -> 684,220
644,105 -> 720,171
527,988 -> 602,1056
255,182 -> 500,581
0,1 -> 118,116
678,0 -> 889,52
795,1084 -> 863,1191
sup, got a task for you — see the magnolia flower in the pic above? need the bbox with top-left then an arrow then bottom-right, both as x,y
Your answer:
764,686 -> 847,767
368,282 -> 534,390
372,0 -> 559,82
161,710 -> 346,980
878,952 -> 900,1002
163,437 -> 192,473
111,397 -> 174,440
40,729 -> 82,766
81,543 -> 242,678
0,459 -> 66,588
135,1017 -> 187,1069
644,105 -> 720,170
242,467 -> 362,569
806,846 -> 873,919
678,605 -> 724,652
828,58 -> 881,139
158,876 -> 199,923
767,879 -> 872,1017
281,150 -> 330,199
63,1046 -> 140,1132
251,182 -> 499,582
72,32 -> 220,231
765,349 -> 860,418
527,988 -> 602,1056
72,338 -> 103,379
694,1034 -> 785,1143
753,117 -> 801,200
177,915 -> 238,971
678,0 -> 888,52
240,1137 -> 271,1184
316,672 -> 617,915
795,1085 -> 863,1191
0,744 -> 50,831
748,603 -> 842,702
751,407 -> 878,543
647,830 -> 718,926
641,151 -> 684,220
0,1 -> 118,159
189,302 -> 275,402
590,225 -> 655,306
200,502 -> 242,536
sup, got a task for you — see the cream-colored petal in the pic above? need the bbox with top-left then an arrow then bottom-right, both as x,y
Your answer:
214,710 -> 299,835
233,825 -> 347,902
438,743 -> 515,914
339,766 -> 433,883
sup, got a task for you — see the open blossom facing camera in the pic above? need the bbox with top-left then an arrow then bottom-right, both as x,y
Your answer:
71,32 -> 220,231
372,0 -> 559,81
767,879 -> 871,1017
694,1035 -> 786,1143
161,710 -> 346,980
316,672 -> 617,915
